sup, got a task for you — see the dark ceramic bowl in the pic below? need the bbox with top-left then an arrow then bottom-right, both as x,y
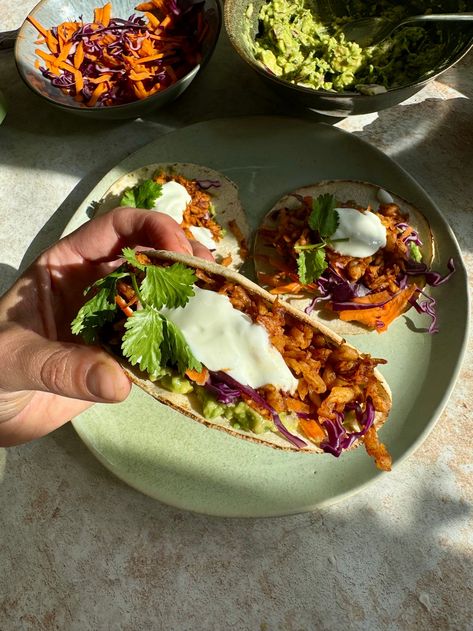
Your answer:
224,0 -> 473,117
15,0 -> 221,119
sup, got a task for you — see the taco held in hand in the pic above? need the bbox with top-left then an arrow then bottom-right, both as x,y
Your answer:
255,180 -> 455,335
72,249 -> 393,470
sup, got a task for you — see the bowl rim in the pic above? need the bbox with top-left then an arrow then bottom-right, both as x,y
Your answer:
224,1 -> 473,99
14,0 -> 222,112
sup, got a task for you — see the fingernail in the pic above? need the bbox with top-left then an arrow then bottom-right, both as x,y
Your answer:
86,362 -> 122,401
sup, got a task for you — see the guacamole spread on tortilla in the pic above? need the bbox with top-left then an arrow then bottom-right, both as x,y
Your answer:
251,0 -> 463,93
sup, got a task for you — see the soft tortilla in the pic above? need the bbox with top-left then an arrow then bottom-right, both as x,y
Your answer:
254,179 -> 434,335
94,162 -> 249,271
109,249 -> 392,454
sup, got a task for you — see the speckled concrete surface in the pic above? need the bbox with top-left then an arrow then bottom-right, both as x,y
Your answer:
0,3 -> 472,630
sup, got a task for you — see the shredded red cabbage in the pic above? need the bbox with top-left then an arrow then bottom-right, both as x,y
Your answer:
204,373 -> 240,404
305,267 -> 374,315
331,291 -> 401,312
408,289 -> 439,334
210,371 -> 307,448
320,397 -> 375,457
396,222 -> 423,246
403,258 -> 455,333
36,2 -> 206,107
196,179 -> 221,190
304,256 -> 455,335
405,257 -> 456,286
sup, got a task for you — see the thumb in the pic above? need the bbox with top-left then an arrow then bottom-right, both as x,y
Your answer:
1,326 -> 131,403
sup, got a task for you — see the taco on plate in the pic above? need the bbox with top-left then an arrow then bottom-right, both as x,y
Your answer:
254,180 -> 455,335
72,249 -> 393,470
95,162 -> 249,270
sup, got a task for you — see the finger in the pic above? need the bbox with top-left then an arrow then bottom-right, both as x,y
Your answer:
189,239 -> 215,262
1,325 -> 131,403
48,207 -> 194,267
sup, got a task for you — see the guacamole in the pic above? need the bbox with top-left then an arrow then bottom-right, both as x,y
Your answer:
159,375 -> 278,435
251,0 -> 463,93
197,388 -> 275,434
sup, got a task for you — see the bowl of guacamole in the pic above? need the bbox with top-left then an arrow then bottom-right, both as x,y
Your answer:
224,0 -> 473,116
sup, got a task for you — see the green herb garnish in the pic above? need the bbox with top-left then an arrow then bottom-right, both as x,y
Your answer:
71,250 -> 201,377
295,194 -> 340,284
120,179 -> 162,209
308,193 -> 339,237
71,269 -> 130,343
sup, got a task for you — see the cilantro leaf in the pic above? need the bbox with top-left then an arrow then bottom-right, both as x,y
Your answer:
296,247 -> 328,285
308,194 -> 339,238
122,308 -> 164,376
162,318 -> 202,374
120,179 -> 162,210
71,283 -> 118,344
121,306 -> 201,377
122,247 -> 146,271
140,263 -> 196,310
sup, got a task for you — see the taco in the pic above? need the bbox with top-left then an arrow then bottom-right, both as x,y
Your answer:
254,180 -> 455,335
94,162 -> 249,270
72,248 -> 393,470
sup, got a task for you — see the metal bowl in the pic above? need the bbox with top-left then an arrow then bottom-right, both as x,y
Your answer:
15,0 -> 221,120
224,0 -> 473,117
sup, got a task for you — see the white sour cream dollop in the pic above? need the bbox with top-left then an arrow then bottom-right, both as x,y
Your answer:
152,180 -> 191,224
189,226 -> 217,251
152,180 -> 217,250
162,286 -> 298,393
331,208 -> 387,258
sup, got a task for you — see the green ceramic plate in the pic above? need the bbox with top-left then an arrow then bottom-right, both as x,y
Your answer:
62,116 -> 468,517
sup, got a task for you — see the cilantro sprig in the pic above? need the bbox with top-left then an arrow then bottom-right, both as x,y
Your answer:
295,194 -> 341,285
71,268 -> 130,344
71,250 -> 201,377
308,193 -> 339,237
120,179 -> 162,209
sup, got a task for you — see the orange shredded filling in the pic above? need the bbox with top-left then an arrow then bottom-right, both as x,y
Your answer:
110,256 -> 392,471
153,172 -> 224,243
259,198 -> 423,332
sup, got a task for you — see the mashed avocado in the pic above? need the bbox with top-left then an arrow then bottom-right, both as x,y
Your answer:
158,373 -> 298,437
251,0 -> 463,93
157,374 -> 195,394
196,388 -> 276,434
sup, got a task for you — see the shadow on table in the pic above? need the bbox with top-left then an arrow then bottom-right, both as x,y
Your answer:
16,167 -> 115,274
0,263 -> 18,296
0,420 -> 471,630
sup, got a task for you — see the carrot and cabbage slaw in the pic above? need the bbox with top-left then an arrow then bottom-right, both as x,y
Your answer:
28,0 -> 208,107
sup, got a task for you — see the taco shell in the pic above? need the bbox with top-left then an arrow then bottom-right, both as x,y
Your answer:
105,249 -> 392,454
254,179 -> 434,335
94,162 -> 250,271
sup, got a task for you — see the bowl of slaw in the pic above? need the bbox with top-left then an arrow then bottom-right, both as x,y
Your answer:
14,0 -> 221,119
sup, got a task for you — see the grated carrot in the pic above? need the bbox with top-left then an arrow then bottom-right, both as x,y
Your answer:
28,0 -> 207,107
285,398 -> 310,414
185,367 -> 209,386
299,418 -> 326,444
338,286 -> 418,333
269,282 -> 305,295
115,295 -> 134,317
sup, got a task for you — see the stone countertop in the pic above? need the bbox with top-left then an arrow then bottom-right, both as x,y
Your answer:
0,3 -> 472,630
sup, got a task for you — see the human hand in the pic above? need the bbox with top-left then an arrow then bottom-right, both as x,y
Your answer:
0,207 -> 213,447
